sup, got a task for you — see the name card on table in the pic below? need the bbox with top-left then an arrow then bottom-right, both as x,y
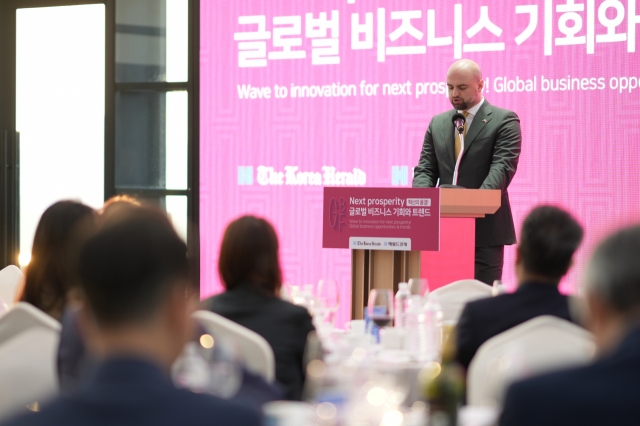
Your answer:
322,187 -> 440,251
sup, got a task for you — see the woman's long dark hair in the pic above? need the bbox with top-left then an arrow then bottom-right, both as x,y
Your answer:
218,215 -> 282,297
21,200 -> 96,319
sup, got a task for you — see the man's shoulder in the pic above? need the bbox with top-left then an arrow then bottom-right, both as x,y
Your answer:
430,109 -> 455,124
511,362 -> 590,393
482,100 -> 518,119
463,292 -> 518,314
0,391 -> 261,426
458,293 -> 529,332
503,352 -> 640,425
500,366 -> 592,426
177,391 -> 262,424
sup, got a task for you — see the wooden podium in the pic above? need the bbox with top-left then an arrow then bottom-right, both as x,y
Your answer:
350,188 -> 501,319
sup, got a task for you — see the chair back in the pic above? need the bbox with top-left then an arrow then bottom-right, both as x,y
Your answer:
192,310 -> 275,383
467,315 -> 595,406
430,279 -> 492,323
0,266 -> 23,308
0,328 -> 60,420
0,302 -> 61,346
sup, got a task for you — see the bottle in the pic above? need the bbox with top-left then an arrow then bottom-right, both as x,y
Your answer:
404,295 -> 426,357
424,295 -> 444,359
394,282 -> 411,328
421,329 -> 465,426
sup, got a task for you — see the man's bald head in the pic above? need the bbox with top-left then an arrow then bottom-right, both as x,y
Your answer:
447,59 -> 483,82
446,59 -> 484,110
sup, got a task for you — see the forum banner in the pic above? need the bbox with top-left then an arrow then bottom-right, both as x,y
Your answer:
201,0 -> 640,324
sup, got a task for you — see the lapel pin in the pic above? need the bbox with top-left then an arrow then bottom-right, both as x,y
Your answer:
482,119 -> 487,123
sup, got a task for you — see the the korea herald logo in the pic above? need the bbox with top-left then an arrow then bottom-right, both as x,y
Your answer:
329,197 -> 346,232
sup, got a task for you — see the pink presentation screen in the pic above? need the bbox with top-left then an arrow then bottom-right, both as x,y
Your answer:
200,0 -> 640,325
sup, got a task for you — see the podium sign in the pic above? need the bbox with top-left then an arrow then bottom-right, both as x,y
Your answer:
322,187 -> 440,251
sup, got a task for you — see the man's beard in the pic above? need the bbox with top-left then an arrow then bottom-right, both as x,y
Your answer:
450,98 -> 470,110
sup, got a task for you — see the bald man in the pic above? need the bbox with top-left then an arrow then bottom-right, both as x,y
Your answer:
413,60 -> 522,285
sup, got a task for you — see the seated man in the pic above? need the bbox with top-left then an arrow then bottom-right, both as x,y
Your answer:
456,205 -> 583,369
500,224 -> 640,425
2,207 -> 260,426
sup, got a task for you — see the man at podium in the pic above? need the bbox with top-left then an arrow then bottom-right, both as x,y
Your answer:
413,59 -> 522,285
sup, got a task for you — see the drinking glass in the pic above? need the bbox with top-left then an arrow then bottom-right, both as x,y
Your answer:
408,278 -> 429,297
367,289 -> 394,329
317,279 -> 339,325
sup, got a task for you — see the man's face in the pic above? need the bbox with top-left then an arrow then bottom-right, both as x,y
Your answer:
447,69 -> 484,110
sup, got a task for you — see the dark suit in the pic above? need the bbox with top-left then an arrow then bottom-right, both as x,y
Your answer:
202,282 -> 315,401
500,325 -> 640,426
56,308 -> 282,408
0,357 -> 261,426
413,99 -> 521,283
456,281 -> 575,369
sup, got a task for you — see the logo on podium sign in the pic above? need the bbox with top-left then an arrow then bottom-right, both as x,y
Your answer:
329,197 -> 346,232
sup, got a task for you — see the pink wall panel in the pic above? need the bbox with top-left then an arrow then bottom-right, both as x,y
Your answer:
201,0 -> 640,327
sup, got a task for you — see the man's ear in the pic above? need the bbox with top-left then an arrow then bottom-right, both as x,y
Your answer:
164,282 -> 198,359
165,282 -> 198,334
585,293 -> 606,334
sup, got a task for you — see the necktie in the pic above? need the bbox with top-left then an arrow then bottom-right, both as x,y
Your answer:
454,111 -> 470,160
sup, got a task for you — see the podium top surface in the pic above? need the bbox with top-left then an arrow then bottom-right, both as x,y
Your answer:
440,188 -> 501,218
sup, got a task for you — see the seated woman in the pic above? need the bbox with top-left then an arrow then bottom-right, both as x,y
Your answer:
202,216 -> 315,401
19,200 -> 97,321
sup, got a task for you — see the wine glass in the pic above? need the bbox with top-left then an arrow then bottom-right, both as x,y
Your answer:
492,280 -> 506,296
368,289 -> 394,329
408,278 -> 429,297
316,279 -> 339,326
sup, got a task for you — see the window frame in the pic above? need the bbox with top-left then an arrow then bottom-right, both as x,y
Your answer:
0,0 -> 200,293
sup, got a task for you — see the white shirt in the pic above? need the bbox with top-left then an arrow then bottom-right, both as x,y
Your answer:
454,96 -> 485,140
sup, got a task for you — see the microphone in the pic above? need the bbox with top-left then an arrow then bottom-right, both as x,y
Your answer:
452,112 -> 466,134
443,112 -> 468,189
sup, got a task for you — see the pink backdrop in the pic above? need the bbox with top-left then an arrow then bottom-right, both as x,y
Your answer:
200,0 -> 640,327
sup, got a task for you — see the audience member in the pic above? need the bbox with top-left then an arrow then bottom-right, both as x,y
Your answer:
2,207 -> 260,426
202,215 -> 315,401
99,195 -> 141,224
57,195 -> 141,391
500,224 -> 640,425
456,205 -> 584,369
18,200 -> 97,321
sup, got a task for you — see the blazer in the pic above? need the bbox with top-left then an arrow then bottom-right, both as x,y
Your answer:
456,281 -> 575,369
55,309 -> 282,409
1,357 -> 261,426
500,326 -> 640,426
202,282 -> 315,401
413,99 -> 521,247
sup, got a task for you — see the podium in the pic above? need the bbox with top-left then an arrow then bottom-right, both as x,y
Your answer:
322,187 -> 501,319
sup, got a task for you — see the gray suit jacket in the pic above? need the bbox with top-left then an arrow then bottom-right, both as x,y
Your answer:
413,99 -> 521,247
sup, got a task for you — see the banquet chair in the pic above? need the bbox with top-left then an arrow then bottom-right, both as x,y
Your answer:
193,310 -> 275,383
0,327 -> 60,420
467,315 -> 595,407
430,279 -> 491,323
0,302 -> 61,346
0,265 -> 23,308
